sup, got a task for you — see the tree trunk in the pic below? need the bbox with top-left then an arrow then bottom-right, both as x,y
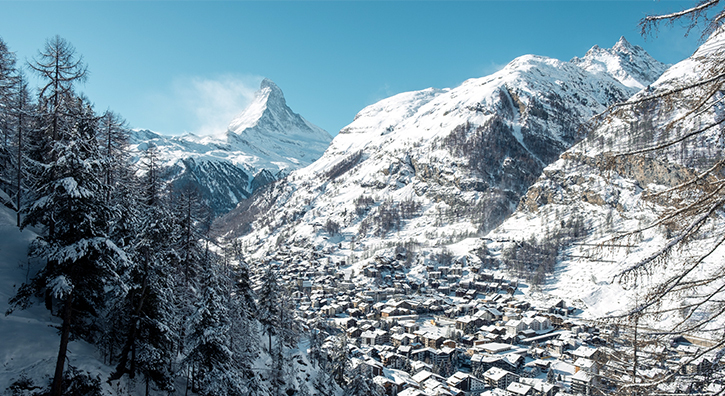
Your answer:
16,102 -> 22,228
50,293 -> 73,396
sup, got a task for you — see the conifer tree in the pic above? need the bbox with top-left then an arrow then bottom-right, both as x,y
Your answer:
29,35 -> 86,146
0,37 -> 17,174
11,96 -> 127,396
108,146 -> 178,393
257,266 -> 281,354
225,241 -> 260,392
10,74 -> 34,227
184,258 -> 247,396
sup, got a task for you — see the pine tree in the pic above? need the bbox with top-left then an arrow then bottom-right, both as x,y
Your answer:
184,258 -> 247,396
257,266 -> 281,354
10,96 -> 127,396
225,242 -> 261,393
342,367 -> 373,396
97,110 -> 129,205
0,36 -> 17,177
10,73 -> 34,227
108,146 -> 178,393
172,184 -> 209,286
329,335 -> 351,387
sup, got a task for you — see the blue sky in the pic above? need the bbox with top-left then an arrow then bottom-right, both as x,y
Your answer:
2,1 -> 702,137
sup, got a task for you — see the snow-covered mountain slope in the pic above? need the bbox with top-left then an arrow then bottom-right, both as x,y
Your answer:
217,38 -> 667,265
130,79 -> 332,216
483,28 -> 725,329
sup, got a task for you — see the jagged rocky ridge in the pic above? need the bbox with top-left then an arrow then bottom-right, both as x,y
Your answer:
216,38 -> 667,260
129,79 -> 332,216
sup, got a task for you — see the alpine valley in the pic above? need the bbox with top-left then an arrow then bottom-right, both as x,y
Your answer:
1,24 -> 724,396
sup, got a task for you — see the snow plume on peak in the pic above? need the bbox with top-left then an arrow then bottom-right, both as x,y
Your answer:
228,78 -> 286,132
130,79 -> 331,216
571,36 -> 668,90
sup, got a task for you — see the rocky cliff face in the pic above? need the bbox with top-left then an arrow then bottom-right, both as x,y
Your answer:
483,28 -> 725,322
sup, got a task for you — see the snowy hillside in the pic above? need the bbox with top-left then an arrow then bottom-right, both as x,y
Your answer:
484,27 -> 725,330
217,38 -> 666,268
130,79 -> 332,216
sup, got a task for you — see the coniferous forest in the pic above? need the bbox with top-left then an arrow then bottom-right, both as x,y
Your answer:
0,35 -> 319,396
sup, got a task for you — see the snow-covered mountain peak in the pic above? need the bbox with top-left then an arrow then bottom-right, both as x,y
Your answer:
227,78 -> 286,133
571,36 -> 668,89
129,79 -> 331,216
226,78 -> 331,149
612,35 -> 634,52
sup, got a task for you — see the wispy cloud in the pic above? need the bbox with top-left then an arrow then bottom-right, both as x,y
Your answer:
145,74 -> 263,136
480,61 -> 508,77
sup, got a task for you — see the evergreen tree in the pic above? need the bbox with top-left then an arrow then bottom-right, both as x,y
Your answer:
97,110 -> 129,205
257,266 -> 281,354
108,146 -> 178,393
184,258 -> 247,396
225,242 -> 261,393
343,366 -> 384,396
172,184 -> 209,286
329,335 -> 351,386
0,36 -> 17,177
10,96 -> 127,396
10,73 -> 34,227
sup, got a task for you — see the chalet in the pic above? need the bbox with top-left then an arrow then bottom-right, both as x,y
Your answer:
528,381 -> 556,396
483,367 -> 519,389
574,357 -> 599,374
380,351 -> 406,370
506,320 -> 527,337
507,381 -> 533,396
442,339 -> 456,349
359,358 -> 384,377
372,376 -> 396,395
411,347 -> 435,364
401,321 -> 419,334
340,317 -> 357,330
398,345 -> 413,358
412,370 -> 446,386
391,333 -> 406,347
571,370 -> 594,396
456,315 -> 484,332
432,346 -> 456,365
421,333 -> 445,349
381,306 -> 399,318
570,346 -> 602,362
410,360 -> 433,375
361,329 -> 388,346
347,327 -> 363,338
447,371 -> 486,393
477,342 -> 512,354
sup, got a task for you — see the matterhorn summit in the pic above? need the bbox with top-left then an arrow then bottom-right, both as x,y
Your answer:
130,79 -> 332,216
225,78 -> 332,163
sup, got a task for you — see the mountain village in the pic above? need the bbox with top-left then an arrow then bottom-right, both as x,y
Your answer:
0,9 -> 723,395
247,237 -> 721,396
